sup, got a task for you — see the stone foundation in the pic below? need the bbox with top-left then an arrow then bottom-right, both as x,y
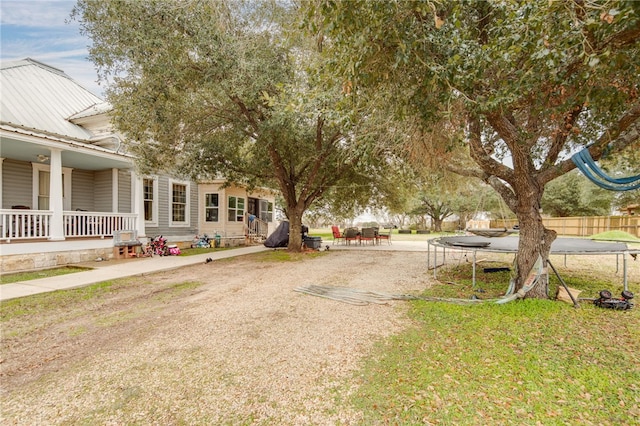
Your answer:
220,237 -> 248,248
0,247 -> 115,275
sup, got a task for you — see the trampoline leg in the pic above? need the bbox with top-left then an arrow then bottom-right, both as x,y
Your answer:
433,245 -> 438,279
623,251 -> 628,292
472,250 -> 477,289
548,259 -> 579,308
426,241 -> 430,270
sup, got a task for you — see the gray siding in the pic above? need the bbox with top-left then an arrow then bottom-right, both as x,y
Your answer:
145,176 -> 198,237
94,170 -> 112,212
118,170 -> 131,213
71,169 -> 95,211
3,159 -> 32,208
190,183 -> 198,228
2,162 -> 137,214
156,176 -> 169,230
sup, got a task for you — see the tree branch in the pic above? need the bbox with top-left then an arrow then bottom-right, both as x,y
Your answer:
301,128 -> 343,206
539,102 -> 640,185
228,93 -> 261,133
474,114 -> 516,183
600,20 -> 640,50
486,176 -> 517,212
543,104 -> 584,169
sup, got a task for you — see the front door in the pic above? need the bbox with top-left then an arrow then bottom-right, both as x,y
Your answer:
248,197 -> 259,217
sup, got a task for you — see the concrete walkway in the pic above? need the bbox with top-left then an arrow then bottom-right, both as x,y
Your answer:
0,245 -> 270,302
0,240 -> 429,302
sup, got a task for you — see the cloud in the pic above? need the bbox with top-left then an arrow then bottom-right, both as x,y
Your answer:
0,0 -> 103,96
0,1 -> 76,28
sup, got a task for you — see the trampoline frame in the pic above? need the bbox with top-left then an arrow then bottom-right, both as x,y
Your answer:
427,236 -> 640,291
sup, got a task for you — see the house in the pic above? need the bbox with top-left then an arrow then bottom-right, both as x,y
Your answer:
197,180 -> 276,245
624,204 -> 638,216
0,58 -> 200,272
1,58 -> 278,274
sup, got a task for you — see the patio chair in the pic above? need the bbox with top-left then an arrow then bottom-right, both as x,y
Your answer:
377,228 -> 392,245
344,227 -> 360,245
360,227 -> 376,245
331,226 -> 346,245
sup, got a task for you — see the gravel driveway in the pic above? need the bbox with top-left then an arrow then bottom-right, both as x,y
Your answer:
1,250 -> 432,425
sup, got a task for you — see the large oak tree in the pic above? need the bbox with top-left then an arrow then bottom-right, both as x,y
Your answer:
311,0 -> 640,297
73,0 -> 385,250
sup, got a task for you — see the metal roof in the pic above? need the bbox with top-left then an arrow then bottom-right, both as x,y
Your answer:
0,58 -> 107,141
0,58 -> 134,170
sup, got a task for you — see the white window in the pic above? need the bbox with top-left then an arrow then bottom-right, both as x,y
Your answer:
172,184 -> 187,222
143,176 -> 159,225
205,193 -> 219,222
38,170 -> 51,210
228,196 -> 245,222
169,179 -> 190,226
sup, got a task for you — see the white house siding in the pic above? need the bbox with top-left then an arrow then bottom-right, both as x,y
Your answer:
71,169 -> 95,211
225,186 -> 248,237
198,182 -> 223,237
197,182 -> 276,239
2,159 -> 32,208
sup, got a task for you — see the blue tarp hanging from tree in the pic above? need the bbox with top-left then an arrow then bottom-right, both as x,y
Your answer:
571,149 -> 640,191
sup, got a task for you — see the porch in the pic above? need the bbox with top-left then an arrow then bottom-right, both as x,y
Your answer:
1,209 -> 137,242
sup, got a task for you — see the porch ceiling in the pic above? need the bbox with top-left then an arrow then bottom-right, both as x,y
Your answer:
1,132 -> 133,171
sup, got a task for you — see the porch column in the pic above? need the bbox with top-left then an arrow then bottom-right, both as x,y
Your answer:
49,148 -> 64,240
112,168 -> 119,212
132,171 -> 147,238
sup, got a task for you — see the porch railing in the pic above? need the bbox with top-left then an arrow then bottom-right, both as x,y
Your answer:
0,209 -> 51,240
0,209 -> 137,241
246,216 -> 268,241
64,211 -> 138,238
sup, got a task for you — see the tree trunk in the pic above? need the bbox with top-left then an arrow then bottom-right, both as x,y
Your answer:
433,217 -> 443,232
514,206 -> 556,299
287,207 -> 304,252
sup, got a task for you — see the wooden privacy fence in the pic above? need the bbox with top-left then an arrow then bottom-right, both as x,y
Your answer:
481,216 -> 640,238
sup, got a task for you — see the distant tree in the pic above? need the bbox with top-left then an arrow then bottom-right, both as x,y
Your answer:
410,198 -> 452,232
311,0 -> 640,297
305,147 -> 420,226
408,172 -> 491,231
598,148 -> 640,212
613,190 -> 640,213
542,171 -> 614,217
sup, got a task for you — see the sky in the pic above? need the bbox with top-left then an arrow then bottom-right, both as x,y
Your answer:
1,0 -> 103,96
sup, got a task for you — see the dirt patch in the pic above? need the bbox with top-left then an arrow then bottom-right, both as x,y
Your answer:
1,250 -> 431,425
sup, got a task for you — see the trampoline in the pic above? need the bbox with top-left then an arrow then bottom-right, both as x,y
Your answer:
427,236 -> 639,290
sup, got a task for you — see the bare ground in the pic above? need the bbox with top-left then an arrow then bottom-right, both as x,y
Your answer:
1,250 -> 432,425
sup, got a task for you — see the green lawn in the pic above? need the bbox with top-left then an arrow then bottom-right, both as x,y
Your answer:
311,227 -> 640,424
0,266 -> 92,285
349,261 -> 640,425
0,247 -> 231,285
